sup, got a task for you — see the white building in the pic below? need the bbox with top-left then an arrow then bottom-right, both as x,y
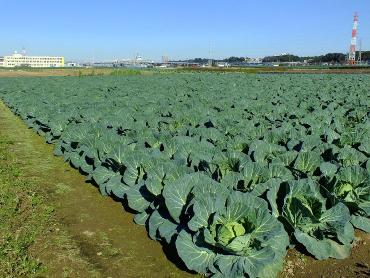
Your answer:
217,62 -> 230,68
0,57 -> 4,67
65,62 -> 80,67
246,57 -> 262,64
1,53 -> 64,68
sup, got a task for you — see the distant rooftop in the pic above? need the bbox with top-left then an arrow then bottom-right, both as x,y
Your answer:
4,51 -> 63,58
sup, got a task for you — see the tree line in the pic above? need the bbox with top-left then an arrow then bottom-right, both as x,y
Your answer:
176,51 -> 370,64
262,52 -> 370,64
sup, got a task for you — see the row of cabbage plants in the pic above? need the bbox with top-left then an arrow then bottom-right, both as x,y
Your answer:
0,73 -> 369,277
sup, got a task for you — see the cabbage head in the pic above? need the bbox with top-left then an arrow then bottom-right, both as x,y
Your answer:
267,179 -> 354,260
176,192 -> 289,278
333,166 -> 370,232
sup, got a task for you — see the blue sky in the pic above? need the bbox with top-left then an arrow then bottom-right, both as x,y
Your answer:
0,0 -> 369,61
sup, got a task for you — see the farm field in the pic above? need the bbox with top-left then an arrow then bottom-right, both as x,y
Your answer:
1,65 -> 370,78
0,101 -> 194,278
0,73 -> 369,277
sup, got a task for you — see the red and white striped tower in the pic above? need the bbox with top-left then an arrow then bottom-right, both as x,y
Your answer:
348,12 -> 359,65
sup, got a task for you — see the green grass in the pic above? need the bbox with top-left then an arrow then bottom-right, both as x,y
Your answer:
74,68 -> 152,77
0,135 -> 54,277
109,68 -> 143,76
173,66 -> 288,74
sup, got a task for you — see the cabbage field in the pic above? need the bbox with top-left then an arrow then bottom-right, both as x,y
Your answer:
0,74 -> 369,278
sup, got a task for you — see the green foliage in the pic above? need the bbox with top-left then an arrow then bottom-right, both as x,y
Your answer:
262,53 -> 347,64
0,73 -> 369,277
0,136 -> 46,276
263,54 -> 301,63
176,192 -> 289,277
268,179 -> 354,260
110,69 -> 142,76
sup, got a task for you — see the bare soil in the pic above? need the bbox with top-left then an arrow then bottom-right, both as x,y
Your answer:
0,68 -> 128,77
280,231 -> 370,278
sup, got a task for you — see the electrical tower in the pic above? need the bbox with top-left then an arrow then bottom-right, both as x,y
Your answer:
162,55 -> 169,64
208,40 -> 214,67
348,12 -> 358,65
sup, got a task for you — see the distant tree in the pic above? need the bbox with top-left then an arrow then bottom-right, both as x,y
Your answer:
321,53 -> 346,63
358,51 -> 370,62
262,53 -> 349,64
223,56 -> 245,63
177,51 -> 368,65
262,54 -> 300,63
192,58 -> 209,64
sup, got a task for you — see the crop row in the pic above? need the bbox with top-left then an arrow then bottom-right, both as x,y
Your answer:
0,74 -> 369,277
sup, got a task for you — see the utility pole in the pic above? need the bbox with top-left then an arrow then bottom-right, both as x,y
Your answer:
208,40 -> 213,67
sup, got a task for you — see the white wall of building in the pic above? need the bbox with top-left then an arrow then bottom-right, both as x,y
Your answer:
66,62 -> 80,67
2,54 -> 64,68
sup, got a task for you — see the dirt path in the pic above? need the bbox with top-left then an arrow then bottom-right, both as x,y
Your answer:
280,234 -> 370,278
0,101 -> 195,278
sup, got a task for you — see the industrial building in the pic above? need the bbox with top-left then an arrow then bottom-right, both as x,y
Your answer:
0,53 -> 64,68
